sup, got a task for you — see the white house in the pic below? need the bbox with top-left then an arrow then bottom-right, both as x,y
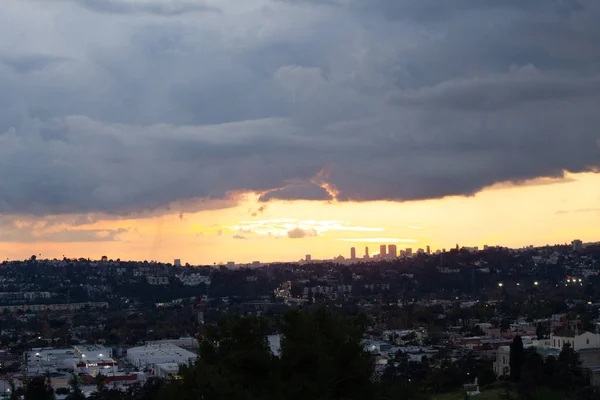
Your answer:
550,330 -> 600,351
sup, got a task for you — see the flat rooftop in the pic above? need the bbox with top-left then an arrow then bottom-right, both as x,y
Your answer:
127,343 -> 197,367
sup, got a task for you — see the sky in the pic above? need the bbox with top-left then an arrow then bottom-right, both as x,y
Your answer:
0,0 -> 599,264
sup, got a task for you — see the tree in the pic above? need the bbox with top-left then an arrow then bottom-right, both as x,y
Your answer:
279,308 -> 375,400
24,376 -> 55,400
498,382 -> 515,400
517,348 -> 545,399
125,377 -> 163,400
500,319 -> 511,333
557,343 -> 587,395
94,373 -> 107,393
535,323 -> 546,340
477,362 -> 496,387
509,336 -> 525,382
7,379 -> 22,400
65,374 -> 86,400
161,309 -> 376,400
89,373 -> 120,400
161,315 -> 279,400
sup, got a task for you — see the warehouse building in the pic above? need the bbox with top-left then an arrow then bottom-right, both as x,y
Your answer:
126,343 -> 197,370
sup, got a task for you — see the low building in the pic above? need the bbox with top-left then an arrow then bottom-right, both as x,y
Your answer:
126,343 -> 197,371
26,345 -> 117,377
175,273 -> 211,286
147,337 -> 199,350
73,345 -> 118,376
550,330 -> 600,351
153,362 -> 181,379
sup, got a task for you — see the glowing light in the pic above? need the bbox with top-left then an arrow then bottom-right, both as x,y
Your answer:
226,219 -> 385,238
498,283 -> 503,287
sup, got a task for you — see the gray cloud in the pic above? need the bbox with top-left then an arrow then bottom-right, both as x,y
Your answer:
287,228 -> 317,239
0,0 -> 599,216
0,217 -> 128,243
0,54 -> 68,74
390,65 -> 600,111
44,0 -> 219,16
233,234 -> 247,240
259,183 -> 332,202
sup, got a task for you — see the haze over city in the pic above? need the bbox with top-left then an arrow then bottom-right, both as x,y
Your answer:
1,0 -> 600,264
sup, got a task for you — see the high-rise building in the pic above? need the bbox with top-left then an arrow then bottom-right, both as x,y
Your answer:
572,240 -> 583,252
456,244 -> 460,251
426,245 -> 431,255
379,244 -> 387,258
364,247 -> 370,259
350,247 -> 356,260
388,244 -> 397,258
306,254 -> 312,262
174,259 -> 181,267
405,248 -> 413,256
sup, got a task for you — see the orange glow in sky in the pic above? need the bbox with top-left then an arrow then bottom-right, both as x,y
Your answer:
1,172 -> 599,265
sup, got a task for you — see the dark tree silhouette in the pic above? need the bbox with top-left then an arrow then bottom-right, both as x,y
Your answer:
509,336 -> 525,382
24,376 -> 55,400
279,308 -> 375,400
161,309 -> 375,400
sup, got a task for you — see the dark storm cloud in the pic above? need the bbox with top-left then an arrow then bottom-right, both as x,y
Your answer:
390,66 -> 600,111
0,54 -> 68,73
0,0 -> 599,215
283,0 -> 585,20
259,183 -> 333,202
46,0 -> 219,15
0,216 -> 128,243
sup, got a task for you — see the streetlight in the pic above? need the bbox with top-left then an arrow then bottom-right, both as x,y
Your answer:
498,283 -> 503,287
534,281 -> 538,286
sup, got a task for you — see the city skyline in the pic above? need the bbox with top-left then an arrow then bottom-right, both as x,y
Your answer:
1,173 -> 600,264
0,1 -> 599,264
